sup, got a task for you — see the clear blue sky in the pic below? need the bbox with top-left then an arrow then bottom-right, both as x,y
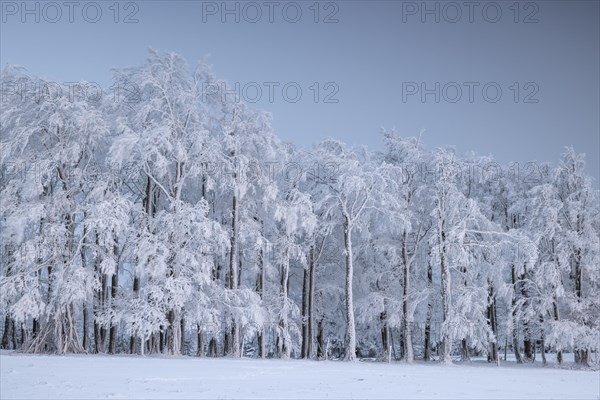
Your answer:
1,0 -> 598,184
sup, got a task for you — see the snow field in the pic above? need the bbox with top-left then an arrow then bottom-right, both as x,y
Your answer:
1,351 -> 599,399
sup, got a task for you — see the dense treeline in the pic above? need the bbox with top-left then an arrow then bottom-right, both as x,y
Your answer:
1,51 -> 598,365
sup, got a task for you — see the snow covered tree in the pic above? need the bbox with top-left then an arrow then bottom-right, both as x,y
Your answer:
380,130 -> 431,362
427,148 -> 494,364
313,140 -> 382,361
549,149 -> 600,366
1,67 -> 110,353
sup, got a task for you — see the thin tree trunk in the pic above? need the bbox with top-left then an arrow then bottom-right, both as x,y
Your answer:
180,316 -> 185,355
80,218 -> 89,352
19,323 -> 25,349
94,269 -> 108,353
108,239 -> 119,354
487,283 -> 498,363
440,229 -> 452,364
459,265 -> 470,362
517,264 -> 534,363
159,326 -> 165,353
552,295 -> 562,365
166,310 -> 178,354
11,322 -> 17,349
256,245 -> 265,359
237,253 -> 242,289
301,267 -> 309,358
231,324 -> 239,357
461,339 -> 469,361
343,216 -> 357,361
278,247 -> 291,359
197,324 -> 203,357
1,317 -> 13,349
423,254 -> 433,361
511,264 -> 523,363
228,193 -> 240,357
401,230 -> 414,362
208,337 -> 218,357
540,315 -> 547,365
307,245 -> 316,359
224,327 -> 230,356
32,317 -> 39,339
317,317 -> 325,360
129,273 -> 140,354
573,247 -> 591,366
380,310 -> 389,361
82,306 -> 89,352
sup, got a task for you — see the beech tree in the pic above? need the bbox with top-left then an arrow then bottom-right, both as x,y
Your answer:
313,140 -> 382,361
1,67 -> 109,353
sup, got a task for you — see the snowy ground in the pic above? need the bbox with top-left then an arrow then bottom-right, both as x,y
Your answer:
1,351 -> 598,399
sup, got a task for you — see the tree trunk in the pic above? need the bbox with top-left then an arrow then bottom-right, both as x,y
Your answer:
32,318 -> 39,340
82,306 -> 89,352
256,245 -> 266,359
301,267 -> 309,358
459,265 -> 470,362
519,266 -> 534,363
158,329 -> 165,353
440,231 -> 452,364
108,243 -> 119,354
317,317 -> 326,360
510,265 -> 523,363
180,316 -> 185,355
573,248 -> 591,366
224,328 -> 230,356
461,339 -> 469,361
94,270 -> 108,354
523,334 -> 534,362
94,322 -> 100,354
1,317 -> 14,349
278,248 -> 291,359
487,283 -> 498,363
575,349 -> 591,366
208,337 -> 218,357
343,216 -> 357,361
166,309 -> 181,355
19,323 -> 24,349
380,310 -> 389,361
80,219 -> 89,352
540,317 -> 547,365
228,193 -> 240,357
197,324 -> 203,357
401,231 -> 413,362
423,255 -> 433,361
129,274 -> 140,354
552,295 -> 562,365
11,322 -> 17,349
257,332 -> 264,359
229,193 -> 238,289
230,324 -> 239,358
307,245 -> 316,359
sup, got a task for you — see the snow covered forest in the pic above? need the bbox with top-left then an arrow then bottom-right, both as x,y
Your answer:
1,50 -> 599,366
